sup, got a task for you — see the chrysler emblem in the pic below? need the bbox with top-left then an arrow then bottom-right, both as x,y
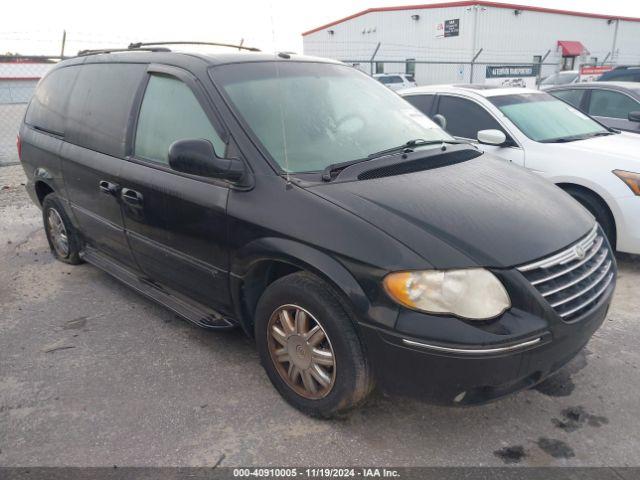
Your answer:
574,245 -> 586,260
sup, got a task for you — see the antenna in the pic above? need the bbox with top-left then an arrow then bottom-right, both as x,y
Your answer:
269,4 -> 291,184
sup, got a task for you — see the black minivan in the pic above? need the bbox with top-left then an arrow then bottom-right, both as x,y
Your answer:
19,46 -> 616,417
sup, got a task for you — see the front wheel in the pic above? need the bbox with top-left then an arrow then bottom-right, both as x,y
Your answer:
255,272 -> 373,417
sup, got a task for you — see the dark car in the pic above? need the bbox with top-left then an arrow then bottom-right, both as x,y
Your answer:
597,66 -> 640,83
18,45 -> 616,417
547,82 -> 640,134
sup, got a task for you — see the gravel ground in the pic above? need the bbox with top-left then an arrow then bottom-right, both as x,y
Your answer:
1,164 -> 639,467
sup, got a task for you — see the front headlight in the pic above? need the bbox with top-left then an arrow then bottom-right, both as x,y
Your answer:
613,170 -> 640,196
383,268 -> 511,320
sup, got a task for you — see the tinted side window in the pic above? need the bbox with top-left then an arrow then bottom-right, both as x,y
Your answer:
552,89 -> 584,110
437,96 -> 503,139
134,75 -> 225,165
602,71 -> 640,82
66,63 -> 146,157
589,90 -> 639,119
25,67 -> 79,135
404,95 -> 435,116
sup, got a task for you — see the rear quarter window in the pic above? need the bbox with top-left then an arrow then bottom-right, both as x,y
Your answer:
25,67 -> 80,135
551,89 -> 584,110
65,63 -> 147,157
404,94 -> 435,116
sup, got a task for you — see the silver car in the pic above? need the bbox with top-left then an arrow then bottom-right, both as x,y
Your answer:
547,82 -> 640,134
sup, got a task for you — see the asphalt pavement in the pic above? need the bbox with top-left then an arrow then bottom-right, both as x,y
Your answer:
1,164 -> 639,467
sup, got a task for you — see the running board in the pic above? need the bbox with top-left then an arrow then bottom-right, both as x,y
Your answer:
81,247 -> 236,330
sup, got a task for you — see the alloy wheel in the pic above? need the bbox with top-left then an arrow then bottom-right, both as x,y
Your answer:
47,208 -> 69,258
267,304 -> 336,399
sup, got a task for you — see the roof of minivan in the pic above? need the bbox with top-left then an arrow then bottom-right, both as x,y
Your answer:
55,50 -> 342,69
400,84 -> 544,97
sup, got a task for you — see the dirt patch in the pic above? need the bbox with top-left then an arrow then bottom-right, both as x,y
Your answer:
552,406 -> 609,432
493,445 -> 527,464
536,437 -> 575,459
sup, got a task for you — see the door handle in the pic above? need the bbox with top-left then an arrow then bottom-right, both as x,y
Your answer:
121,188 -> 143,206
98,180 -> 119,195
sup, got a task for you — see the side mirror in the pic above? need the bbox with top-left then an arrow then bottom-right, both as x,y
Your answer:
168,139 -> 245,182
628,111 -> 640,123
477,129 -> 507,146
432,114 -> 447,130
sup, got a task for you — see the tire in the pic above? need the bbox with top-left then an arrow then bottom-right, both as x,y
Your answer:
42,193 -> 83,265
564,187 -> 616,249
255,272 -> 373,417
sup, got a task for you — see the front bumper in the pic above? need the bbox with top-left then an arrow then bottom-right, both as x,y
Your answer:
359,280 -> 613,405
614,195 -> 640,254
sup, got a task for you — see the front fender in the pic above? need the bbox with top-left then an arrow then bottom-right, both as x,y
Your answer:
230,237 -> 397,335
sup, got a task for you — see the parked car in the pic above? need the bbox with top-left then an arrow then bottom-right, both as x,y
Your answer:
597,66 -> 640,83
539,70 -> 579,90
547,82 -> 640,134
373,73 -> 417,91
19,50 -> 615,417
401,84 -> 640,254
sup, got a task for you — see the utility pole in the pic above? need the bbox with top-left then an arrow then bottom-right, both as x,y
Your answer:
60,30 -> 67,59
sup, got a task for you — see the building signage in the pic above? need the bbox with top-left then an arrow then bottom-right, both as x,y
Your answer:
435,19 -> 460,38
579,65 -> 613,82
485,65 -> 539,88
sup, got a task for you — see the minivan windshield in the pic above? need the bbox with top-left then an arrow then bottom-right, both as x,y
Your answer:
211,62 -> 452,172
489,92 -> 609,143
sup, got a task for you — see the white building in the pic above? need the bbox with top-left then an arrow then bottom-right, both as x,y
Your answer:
302,1 -> 640,85
0,57 -> 54,104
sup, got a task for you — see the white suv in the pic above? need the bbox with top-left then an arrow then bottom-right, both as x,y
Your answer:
373,73 -> 417,91
400,84 -> 640,255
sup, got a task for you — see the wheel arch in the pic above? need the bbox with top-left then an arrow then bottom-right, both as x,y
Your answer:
557,181 -> 618,245
34,179 -> 55,205
230,237 -> 372,337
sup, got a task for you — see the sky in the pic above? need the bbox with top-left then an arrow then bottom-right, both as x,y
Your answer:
2,0 -> 640,56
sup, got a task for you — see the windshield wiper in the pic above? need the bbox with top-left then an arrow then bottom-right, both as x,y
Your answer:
367,138 -> 464,160
542,131 -> 614,143
321,139 -> 464,182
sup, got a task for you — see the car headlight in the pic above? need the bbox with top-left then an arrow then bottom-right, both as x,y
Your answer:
613,170 -> 640,196
383,268 -> 511,320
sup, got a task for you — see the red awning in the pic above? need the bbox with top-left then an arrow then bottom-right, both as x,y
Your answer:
557,41 -> 588,57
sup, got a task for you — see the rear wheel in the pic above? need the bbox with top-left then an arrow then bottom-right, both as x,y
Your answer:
563,187 -> 616,249
42,193 -> 82,265
255,272 -> 373,417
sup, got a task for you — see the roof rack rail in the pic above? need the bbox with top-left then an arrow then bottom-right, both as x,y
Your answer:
77,47 -> 171,56
128,41 -> 261,52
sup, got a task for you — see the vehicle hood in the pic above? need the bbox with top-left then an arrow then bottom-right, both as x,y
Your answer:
553,132 -> 640,168
307,155 -> 594,268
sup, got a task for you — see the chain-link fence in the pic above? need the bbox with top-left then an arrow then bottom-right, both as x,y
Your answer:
0,48 -> 627,166
345,59 -> 558,85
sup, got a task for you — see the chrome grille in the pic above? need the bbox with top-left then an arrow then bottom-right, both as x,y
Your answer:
518,225 -> 615,321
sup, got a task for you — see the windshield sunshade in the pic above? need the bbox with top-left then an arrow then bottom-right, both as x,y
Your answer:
489,93 -> 607,142
210,62 -> 452,173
